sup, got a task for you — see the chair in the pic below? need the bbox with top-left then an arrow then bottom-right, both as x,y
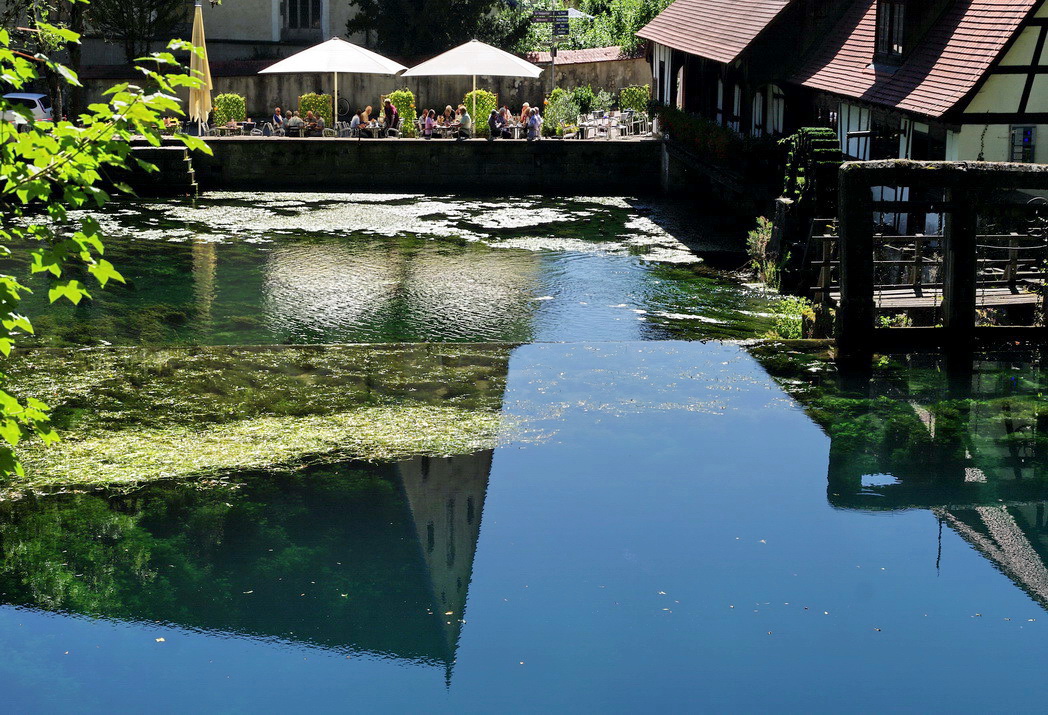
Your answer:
620,110 -> 634,137
385,116 -> 404,138
285,126 -> 302,138
322,127 -> 337,137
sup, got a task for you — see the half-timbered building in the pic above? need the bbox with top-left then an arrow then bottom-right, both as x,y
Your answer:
639,0 -> 1048,164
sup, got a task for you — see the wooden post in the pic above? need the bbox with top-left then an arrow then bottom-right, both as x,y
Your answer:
942,184 -> 978,342
836,165 -> 876,356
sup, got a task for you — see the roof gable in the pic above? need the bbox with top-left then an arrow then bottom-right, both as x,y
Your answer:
636,0 -> 793,65
790,0 -> 1041,118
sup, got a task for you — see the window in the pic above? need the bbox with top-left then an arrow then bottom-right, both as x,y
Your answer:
1011,126 -> 1036,163
729,84 -> 741,133
751,91 -> 765,137
715,78 -> 724,125
876,0 -> 905,60
769,85 -> 785,135
285,0 -> 321,30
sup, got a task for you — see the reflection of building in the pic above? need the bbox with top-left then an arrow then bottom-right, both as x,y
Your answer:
397,452 -> 493,660
937,505 -> 1048,609
824,353 -> 1048,609
0,452 -> 496,676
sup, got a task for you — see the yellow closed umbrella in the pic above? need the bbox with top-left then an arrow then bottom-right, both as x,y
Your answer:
189,0 -> 213,125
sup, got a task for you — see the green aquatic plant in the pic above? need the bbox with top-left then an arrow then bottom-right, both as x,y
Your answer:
747,216 -> 789,290
769,295 -> 815,340
2,345 -> 514,493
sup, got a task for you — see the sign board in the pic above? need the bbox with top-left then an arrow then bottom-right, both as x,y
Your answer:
553,21 -> 569,36
533,9 -> 569,22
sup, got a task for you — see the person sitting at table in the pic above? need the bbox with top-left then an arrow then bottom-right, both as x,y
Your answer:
361,105 -> 373,123
424,109 -> 436,139
456,104 -> 472,140
382,99 -> 399,137
441,105 -> 454,125
487,109 -> 503,140
284,110 -> 305,136
350,111 -> 362,136
311,112 -> 326,136
272,107 -> 283,128
527,106 -> 543,141
303,110 -> 318,136
357,110 -> 373,138
519,102 -> 531,126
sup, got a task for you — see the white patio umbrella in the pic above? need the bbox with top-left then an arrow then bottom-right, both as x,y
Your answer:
401,40 -> 543,123
188,0 -> 213,125
259,37 -> 407,125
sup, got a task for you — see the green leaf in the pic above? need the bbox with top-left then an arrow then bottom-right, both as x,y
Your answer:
88,260 -> 125,287
48,280 -> 91,305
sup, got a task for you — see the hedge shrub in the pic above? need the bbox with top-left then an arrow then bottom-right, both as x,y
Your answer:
462,89 -> 497,127
212,93 -> 246,124
298,93 -> 332,126
619,85 -> 649,114
388,88 -> 418,137
543,87 -> 580,137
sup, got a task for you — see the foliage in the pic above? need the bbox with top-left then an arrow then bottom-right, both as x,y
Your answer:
462,88 -> 497,128
86,0 -> 189,64
779,127 -> 842,212
769,295 -> 815,340
298,92 -> 332,126
878,313 -> 913,328
347,0 -> 499,61
572,84 -> 597,114
619,85 -> 649,114
594,88 -> 614,113
747,216 -> 789,290
212,92 -> 246,125
0,8 -> 209,477
486,0 -> 672,55
543,87 -> 580,137
387,87 -> 417,137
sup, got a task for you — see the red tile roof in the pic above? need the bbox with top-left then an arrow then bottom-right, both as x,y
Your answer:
791,0 -> 1040,118
527,46 -> 638,64
636,0 -> 793,64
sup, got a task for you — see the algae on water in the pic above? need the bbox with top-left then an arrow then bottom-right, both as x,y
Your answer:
5,344 -> 514,493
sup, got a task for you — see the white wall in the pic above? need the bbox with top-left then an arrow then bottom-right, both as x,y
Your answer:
947,123 -> 1048,163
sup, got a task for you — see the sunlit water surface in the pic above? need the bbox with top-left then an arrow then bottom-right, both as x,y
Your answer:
2,195 -> 1047,711
17,193 -> 772,345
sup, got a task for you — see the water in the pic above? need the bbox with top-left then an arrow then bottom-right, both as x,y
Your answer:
17,193 -> 772,346
5,195 -> 1048,710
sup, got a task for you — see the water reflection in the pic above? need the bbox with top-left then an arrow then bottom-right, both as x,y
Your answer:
0,453 -> 492,675
13,195 -> 775,346
820,351 -> 1048,608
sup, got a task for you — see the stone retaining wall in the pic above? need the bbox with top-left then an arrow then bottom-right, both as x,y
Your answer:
192,137 -> 663,194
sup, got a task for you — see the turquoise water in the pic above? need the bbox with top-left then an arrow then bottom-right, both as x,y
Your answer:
2,342 -> 1048,711
3,195 -> 1048,710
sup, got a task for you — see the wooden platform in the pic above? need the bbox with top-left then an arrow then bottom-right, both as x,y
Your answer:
828,285 -> 1043,310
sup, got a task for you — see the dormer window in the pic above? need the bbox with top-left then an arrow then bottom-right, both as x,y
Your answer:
876,0 -> 905,62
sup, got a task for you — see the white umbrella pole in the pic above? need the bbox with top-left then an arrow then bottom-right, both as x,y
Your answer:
333,71 -> 338,127
472,74 -> 476,126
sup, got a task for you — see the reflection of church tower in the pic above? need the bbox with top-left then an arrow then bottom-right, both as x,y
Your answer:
396,450 -> 493,660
